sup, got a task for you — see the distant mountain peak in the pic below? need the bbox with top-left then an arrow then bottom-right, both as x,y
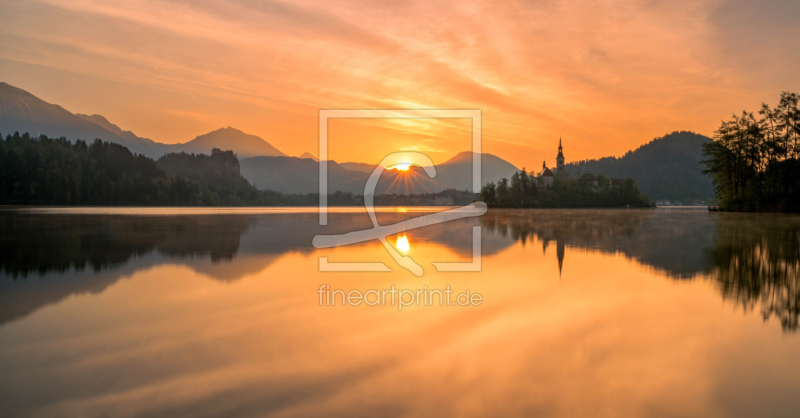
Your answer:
0,81 -> 32,95
442,151 -> 513,167
77,113 -> 111,124
299,152 -> 319,161
181,126 -> 286,157
0,82 -> 143,151
214,126 -> 241,133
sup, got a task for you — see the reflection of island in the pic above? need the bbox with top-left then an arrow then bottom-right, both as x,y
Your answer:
480,209 -> 800,332
3,209 -> 799,332
481,209 -> 717,278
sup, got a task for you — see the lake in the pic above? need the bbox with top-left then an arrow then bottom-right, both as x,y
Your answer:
1,207 -> 799,417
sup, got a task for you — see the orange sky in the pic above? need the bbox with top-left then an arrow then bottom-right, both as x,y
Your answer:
0,0 -> 798,167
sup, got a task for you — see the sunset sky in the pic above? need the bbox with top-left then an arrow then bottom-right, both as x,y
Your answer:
1,0 -> 798,167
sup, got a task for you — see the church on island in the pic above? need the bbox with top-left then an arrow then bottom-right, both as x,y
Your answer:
534,137 -> 622,191
478,136 -> 648,209
536,137 -> 566,188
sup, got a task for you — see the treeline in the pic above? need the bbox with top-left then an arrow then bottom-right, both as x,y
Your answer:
478,170 -> 652,208
0,132 -> 198,205
702,92 -> 800,212
0,132 -> 388,206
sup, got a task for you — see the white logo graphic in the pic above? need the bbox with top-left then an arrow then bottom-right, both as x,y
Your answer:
313,110 -> 485,276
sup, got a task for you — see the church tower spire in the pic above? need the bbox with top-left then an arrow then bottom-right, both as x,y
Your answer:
556,135 -> 565,176
557,136 -> 563,158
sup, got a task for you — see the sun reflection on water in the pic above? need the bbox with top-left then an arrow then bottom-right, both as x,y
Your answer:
5,211 -> 800,417
395,234 -> 410,254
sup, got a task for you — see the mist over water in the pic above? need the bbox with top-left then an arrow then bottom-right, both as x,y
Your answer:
1,208 -> 799,417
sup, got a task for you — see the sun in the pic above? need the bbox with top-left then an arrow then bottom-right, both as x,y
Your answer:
393,163 -> 411,171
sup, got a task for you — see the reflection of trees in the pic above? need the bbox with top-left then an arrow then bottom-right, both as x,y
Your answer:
707,216 -> 800,332
0,211 -> 506,325
480,209 -> 717,278
481,209 -> 800,332
481,209 -> 643,244
5,209 -> 798,333
0,214 -> 257,326
0,214 -> 255,278
481,210 -> 647,275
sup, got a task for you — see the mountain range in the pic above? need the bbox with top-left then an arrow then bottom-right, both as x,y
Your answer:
0,82 -> 518,193
0,82 -> 286,159
1,81 -> 714,199
240,151 -> 519,194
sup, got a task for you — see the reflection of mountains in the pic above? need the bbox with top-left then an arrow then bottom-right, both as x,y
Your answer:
3,209 -> 799,332
0,211 -> 509,325
481,209 -> 800,332
0,214 -> 257,326
481,209 -> 717,278
1,215 -> 254,277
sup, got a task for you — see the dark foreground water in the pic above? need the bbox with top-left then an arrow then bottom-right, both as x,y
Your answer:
1,207 -> 799,417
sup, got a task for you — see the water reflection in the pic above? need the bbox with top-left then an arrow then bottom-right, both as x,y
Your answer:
0,214 -> 254,326
0,211 -> 503,326
3,209 -> 800,331
481,209 -> 800,332
395,234 -> 410,255
480,209 -> 716,279
0,215 -> 255,278
1,208 -> 800,416
707,215 -> 800,331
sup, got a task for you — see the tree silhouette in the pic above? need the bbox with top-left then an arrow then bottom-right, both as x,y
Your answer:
702,91 -> 800,212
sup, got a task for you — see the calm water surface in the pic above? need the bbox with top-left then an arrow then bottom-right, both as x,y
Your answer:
1,207 -> 799,417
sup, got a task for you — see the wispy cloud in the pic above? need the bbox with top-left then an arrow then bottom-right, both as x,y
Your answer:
0,0 -> 797,165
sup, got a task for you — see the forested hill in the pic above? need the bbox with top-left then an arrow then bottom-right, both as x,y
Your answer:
564,131 -> 713,202
156,151 -> 264,205
0,132 -> 273,205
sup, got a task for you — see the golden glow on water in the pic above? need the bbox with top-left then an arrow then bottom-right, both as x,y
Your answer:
395,234 -> 410,254
4,237 -> 798,417
1,210 -> 800,417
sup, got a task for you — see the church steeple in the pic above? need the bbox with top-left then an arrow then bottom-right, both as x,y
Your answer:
557,136 -> 564,159
556,136 -> 565,176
